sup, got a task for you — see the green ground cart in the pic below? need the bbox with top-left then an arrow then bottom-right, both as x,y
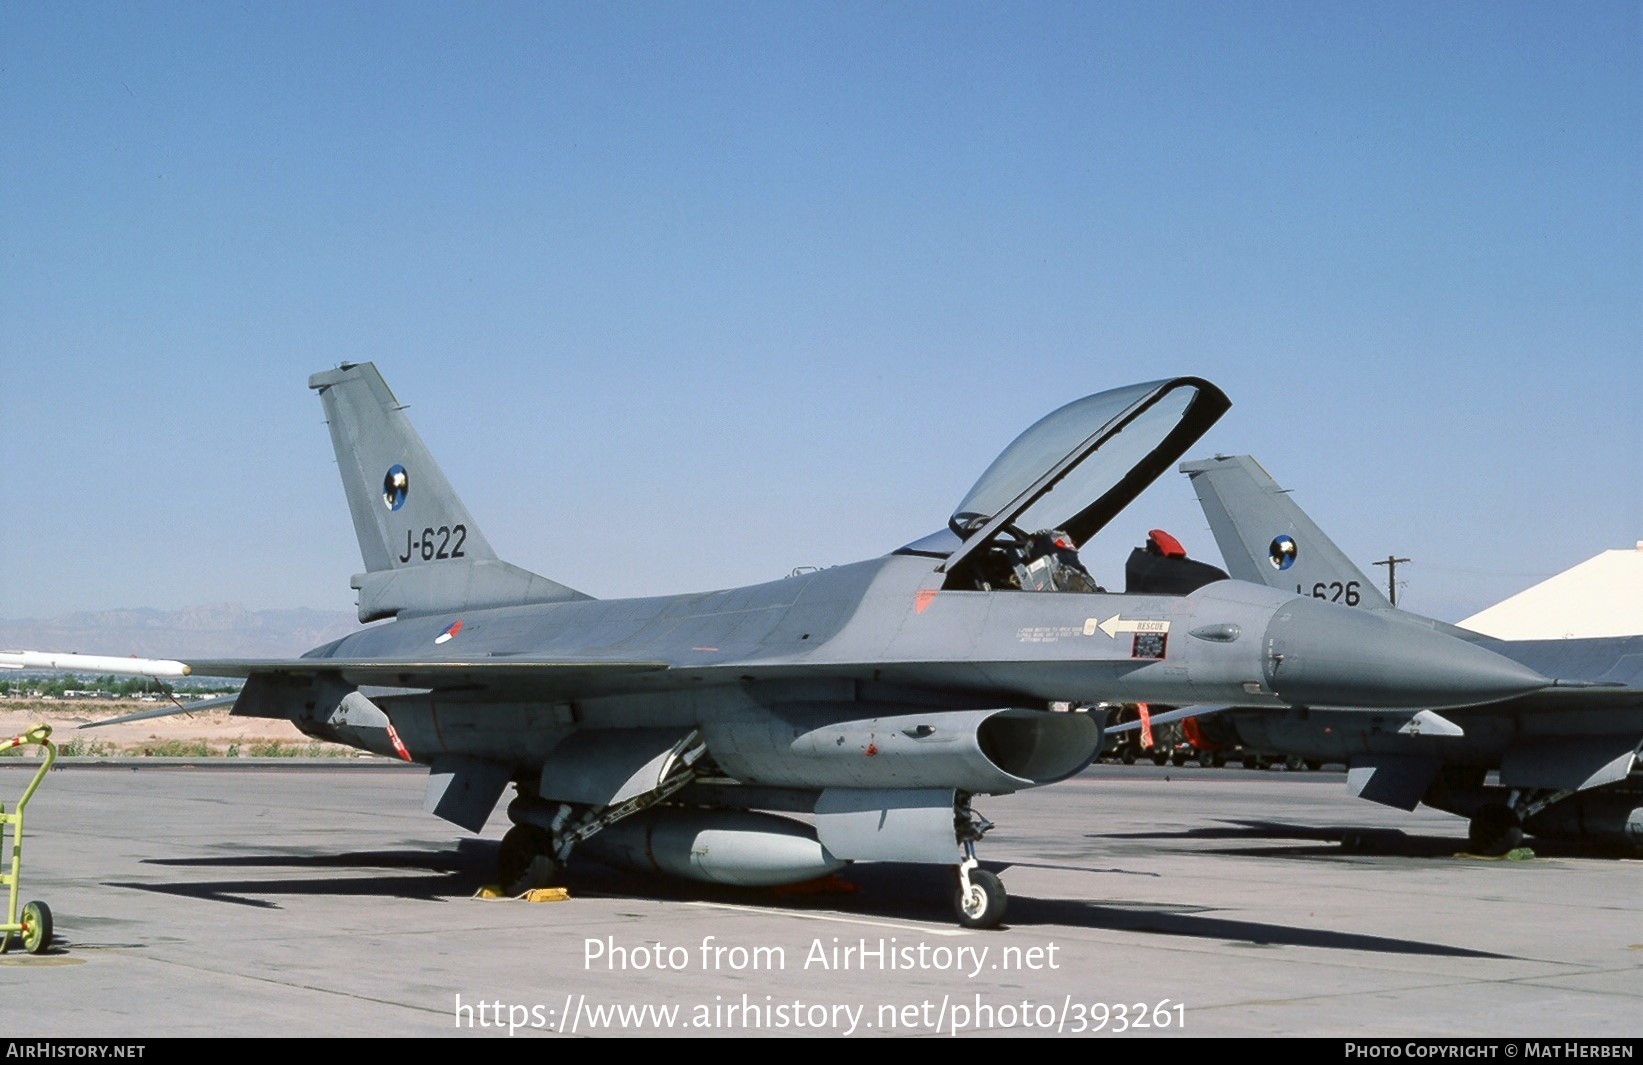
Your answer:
0,723 -> 56,954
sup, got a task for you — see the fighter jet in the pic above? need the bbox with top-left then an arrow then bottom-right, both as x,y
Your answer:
1171,454 -> 1643,855
0,367 -> 1561,926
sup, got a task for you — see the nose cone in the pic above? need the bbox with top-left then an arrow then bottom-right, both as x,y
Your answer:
1262,598 -> 1549,709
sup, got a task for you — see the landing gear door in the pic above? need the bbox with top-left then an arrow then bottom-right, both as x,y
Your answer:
537,728 -> 698,806
813,788 -> 957,863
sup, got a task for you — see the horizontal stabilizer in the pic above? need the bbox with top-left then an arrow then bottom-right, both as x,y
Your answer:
352,558 -> 590,623
1104,704 -> 1232,733
80,694 -> 239,729
1458,681 -> 1643,715
1501,736 -> 1640,792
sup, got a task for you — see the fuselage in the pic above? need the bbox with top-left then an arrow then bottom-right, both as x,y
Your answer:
1210,632 -> 1643,767
291,553 -> 1551,780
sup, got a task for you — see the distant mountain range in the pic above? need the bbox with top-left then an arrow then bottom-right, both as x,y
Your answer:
0,604 -> 363,661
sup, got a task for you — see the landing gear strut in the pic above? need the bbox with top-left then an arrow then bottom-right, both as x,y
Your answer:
1468,803 -> 1524,856
498,824 -> 562,895
498,730 -> 707,895
952,801 -> 1007,929
1466,786 -> 1578,856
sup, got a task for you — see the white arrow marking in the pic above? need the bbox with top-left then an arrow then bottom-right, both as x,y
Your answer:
1095,616 -> 1171,639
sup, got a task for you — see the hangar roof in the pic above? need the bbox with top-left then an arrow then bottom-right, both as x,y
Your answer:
1459,543 -> 1643,639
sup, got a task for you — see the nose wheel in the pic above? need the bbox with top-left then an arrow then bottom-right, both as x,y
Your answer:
954,860 -> 1007,928
952,802 -> 1007,928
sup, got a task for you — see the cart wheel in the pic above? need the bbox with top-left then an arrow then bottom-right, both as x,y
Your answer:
22,901 -> 52,954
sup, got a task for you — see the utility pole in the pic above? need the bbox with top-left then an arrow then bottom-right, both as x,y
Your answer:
1373,555 -> 1411,607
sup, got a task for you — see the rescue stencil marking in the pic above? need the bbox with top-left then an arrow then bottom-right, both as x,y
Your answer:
1131,632 -> 1168,659
1097,615 -> 1171,638
1015,626 -> 1085,644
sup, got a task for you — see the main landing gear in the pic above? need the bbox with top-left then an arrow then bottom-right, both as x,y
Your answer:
498,765 -> 1014,931
499,733 -> 707,895
1467,787 -> 1574,856
1467,803 -> 1524,856
497,823 -> 563,896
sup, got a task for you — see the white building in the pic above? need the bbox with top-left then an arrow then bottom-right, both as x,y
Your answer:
1458,542 -> 1643,640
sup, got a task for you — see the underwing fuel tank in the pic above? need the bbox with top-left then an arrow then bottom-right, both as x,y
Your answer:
700,706 -> 1103,795
579,808 -> 847,887
1260,598 -> 1550,709
1524,792 -> 1643,851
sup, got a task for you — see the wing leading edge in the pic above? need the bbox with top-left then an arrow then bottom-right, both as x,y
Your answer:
0,649 -> 671,721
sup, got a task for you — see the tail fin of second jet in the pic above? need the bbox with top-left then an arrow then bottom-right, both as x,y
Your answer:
1179,455 -> 1393,611
309,362 -> 591,622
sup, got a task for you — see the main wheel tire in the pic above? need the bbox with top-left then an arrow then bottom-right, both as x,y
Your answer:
1150,749 -> 1169,766
954,868 -> 1007,929
498,825 -> 561,895
21,900 -> 52,954
1468,805 -> 1524,856
1120,747 -> 1136,765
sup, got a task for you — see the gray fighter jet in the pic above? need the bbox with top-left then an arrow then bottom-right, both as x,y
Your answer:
1172,454 -> 1643,855
2,367 -> 1564,925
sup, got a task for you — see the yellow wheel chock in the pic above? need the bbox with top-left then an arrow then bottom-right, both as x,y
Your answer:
0,724 -> 56,955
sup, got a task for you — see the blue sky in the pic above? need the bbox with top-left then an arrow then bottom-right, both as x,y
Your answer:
3,2 -> 1638,626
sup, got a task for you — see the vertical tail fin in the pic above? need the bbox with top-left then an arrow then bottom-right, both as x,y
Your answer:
310,362 -> 496,573
309,363 -> 589,622
1179,455 -> 1393,611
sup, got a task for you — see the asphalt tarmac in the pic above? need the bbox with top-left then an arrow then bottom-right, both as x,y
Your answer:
2,759 -> 1638,1039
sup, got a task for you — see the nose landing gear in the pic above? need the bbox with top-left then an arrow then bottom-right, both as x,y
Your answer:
953,803 -> 1007,929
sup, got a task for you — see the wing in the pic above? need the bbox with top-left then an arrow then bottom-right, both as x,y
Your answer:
1103,704 -> 1233,733
1,649 -> 670,723
83,693 -> 240,728
179,657 -> 668,690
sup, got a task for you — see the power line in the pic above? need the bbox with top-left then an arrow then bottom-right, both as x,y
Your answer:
1372,555 -> 1411,607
